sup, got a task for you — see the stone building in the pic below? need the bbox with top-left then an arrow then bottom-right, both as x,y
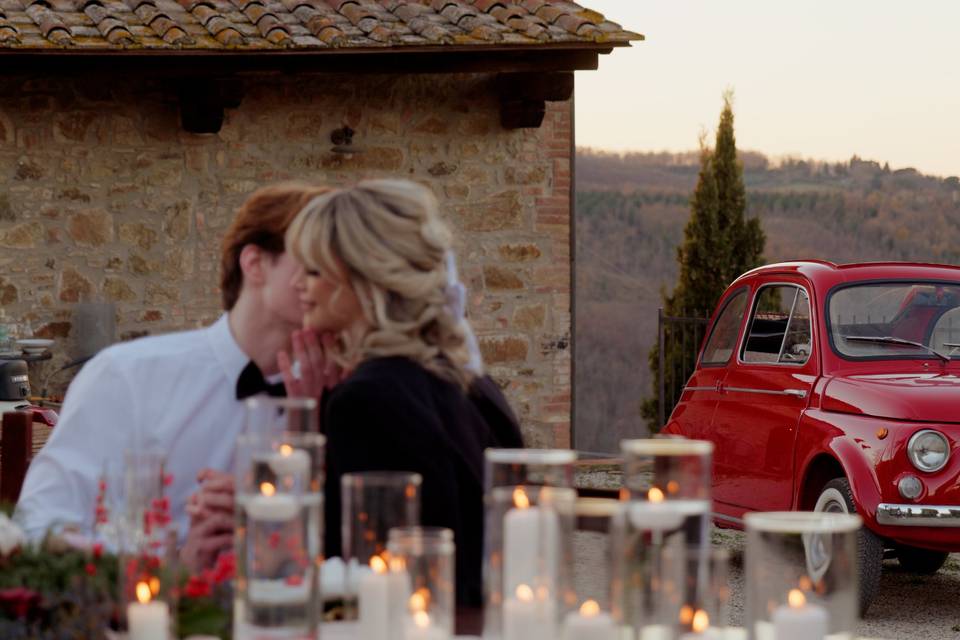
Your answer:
0,0 -> 639,448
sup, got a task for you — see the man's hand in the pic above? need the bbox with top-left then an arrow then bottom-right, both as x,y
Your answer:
180,469 -> 235,572
278,329 -> 343,399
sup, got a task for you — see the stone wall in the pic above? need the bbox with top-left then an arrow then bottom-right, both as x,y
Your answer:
0,72 -> 572,448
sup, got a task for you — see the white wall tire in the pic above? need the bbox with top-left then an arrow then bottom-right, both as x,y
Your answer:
815,478 -> 884,616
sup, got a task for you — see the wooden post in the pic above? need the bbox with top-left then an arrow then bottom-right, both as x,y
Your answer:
1,411 -> 33,504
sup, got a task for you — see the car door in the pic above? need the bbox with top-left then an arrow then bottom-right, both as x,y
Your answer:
669,287 -> 750,441
708,280 -> 818,512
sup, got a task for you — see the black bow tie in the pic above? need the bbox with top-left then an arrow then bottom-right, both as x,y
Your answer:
236,361 -> 287,400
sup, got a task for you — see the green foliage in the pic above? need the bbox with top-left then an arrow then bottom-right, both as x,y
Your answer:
642,94 -> 766,430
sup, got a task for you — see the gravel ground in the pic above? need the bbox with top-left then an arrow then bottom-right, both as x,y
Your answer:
573,529 -> 960,640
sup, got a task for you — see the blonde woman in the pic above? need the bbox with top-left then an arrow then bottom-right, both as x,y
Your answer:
283,179 -> 522,610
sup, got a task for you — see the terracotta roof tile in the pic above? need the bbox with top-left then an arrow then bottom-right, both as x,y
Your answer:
0,6 -> 20,42
0,0 -> 638,49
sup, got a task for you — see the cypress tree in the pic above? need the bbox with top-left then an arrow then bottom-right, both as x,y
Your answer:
641,93 -> 766,431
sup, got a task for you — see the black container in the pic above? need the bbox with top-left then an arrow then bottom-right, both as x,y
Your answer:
0,360 -> 30,401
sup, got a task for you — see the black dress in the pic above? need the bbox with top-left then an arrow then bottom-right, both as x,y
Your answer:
322,356 -> 523,607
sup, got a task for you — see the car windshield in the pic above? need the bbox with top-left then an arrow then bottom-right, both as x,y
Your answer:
829,282 -> 960,360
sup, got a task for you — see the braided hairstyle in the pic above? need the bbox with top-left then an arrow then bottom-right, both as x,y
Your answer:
286,179 -> 478,387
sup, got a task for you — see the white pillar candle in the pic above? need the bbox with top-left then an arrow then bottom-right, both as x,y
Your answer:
503,584 -> 557,640
678,608 -> 721,640
562,600 -> 617,640
359,556 -> 391,640
638,624 -> 672,640
358,556 -> 409,640
127,582 -> 169,640
503,487 -> 559,594
245,482 -> 300,521
771,589 -> 827,640
626,488 -> 710,532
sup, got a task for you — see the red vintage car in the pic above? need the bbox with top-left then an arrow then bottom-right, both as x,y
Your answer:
664,260 -> 960,612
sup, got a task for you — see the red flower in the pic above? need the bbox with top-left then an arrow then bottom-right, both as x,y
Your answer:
0,587 -> 41,620
211,552 -> 236,584
85,562 -> 97,576
92,543 -> 103,560
284,574 -> 303,587
163,473 -> 174,487
183,576 -> 212,599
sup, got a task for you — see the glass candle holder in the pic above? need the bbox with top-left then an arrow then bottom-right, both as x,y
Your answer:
563,498 -> 624,640
386,527 -> 456,640
483,484 -> 577,640
671,545 -> 731,638
234,430 -> 326,638
613,439 -> 713,638
342,471 -> 423,618
744,512 -> 861,640
120,448 -> 168,553
244,396 -> 319,437
119,527 -> 178,640
484,448 -> 577,492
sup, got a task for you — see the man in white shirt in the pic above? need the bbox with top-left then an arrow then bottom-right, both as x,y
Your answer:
15,183 -> 331,568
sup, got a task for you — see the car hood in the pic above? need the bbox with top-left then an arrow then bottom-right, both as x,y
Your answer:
821,373 -> 960,423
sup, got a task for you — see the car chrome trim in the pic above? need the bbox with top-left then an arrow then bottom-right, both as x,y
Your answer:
876,503 -> 960,527
712,512 -> 743,525
683,386 -> 716,393
723,386 -> 808,399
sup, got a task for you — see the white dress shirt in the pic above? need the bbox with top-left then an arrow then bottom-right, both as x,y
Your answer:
16,314 -> 250,543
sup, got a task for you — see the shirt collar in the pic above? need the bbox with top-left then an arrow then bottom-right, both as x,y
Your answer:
207,313 -> 250,386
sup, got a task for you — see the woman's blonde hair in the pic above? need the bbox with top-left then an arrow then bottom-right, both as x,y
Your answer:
286,179 -> 477,387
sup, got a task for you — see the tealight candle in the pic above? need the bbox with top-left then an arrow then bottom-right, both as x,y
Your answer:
771,589 -> 827,640
127,581 -> 169,640
627,488 -> 685,531
562,599 -> 617,640
678,609 -> 721,640
503,487 -> 559,594
245,482 -> 300,521
269,444 -> 311,477
405,610 -> 449,640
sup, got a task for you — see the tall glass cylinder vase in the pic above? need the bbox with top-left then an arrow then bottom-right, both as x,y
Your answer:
387,527 -> 456,640
613,439 -> 713,638
744,512 -> 860,640
244,396 -> 319,437
234,426 -> 326,639
484,448 -> 576,492
483,449 -> 577,640
341,471 -> 422,620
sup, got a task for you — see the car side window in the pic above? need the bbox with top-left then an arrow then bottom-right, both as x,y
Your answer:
702,289 -> 748,364
742,285 -> 811,365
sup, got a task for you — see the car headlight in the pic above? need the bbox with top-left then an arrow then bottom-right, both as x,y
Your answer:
907,429 -> 950,473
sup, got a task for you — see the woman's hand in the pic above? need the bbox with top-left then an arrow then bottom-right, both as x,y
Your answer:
278,329 -> 343,399
180,469 -> 235,572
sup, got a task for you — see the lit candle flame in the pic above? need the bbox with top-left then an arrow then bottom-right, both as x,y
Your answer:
536,585 -> 550,602
788,588 -> 806,608
370,555 -> 387,574
648,487 -> 665,503
679,604 -> 694,625
410,588 -> 430,612
516,584 -> 534,602
692,609 -> 709,632
579,599 -> 600,617
260,481 -> 276,497
798,575 -> 813,591
135,581 -> 152,604
513,487 -> 530,509
413,610 -> 431,629
666,480 -> 680,495
279,444 -> 293,456
149,576 -> 160,596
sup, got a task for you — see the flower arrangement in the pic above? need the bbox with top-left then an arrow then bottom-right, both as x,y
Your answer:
177,551 -> 235,639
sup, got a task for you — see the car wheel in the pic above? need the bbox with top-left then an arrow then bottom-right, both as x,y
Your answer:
814,478 -> 884,617
896,545 -> 949,575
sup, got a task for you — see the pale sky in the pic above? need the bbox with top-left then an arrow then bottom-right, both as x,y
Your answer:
575,1 -> 960,178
